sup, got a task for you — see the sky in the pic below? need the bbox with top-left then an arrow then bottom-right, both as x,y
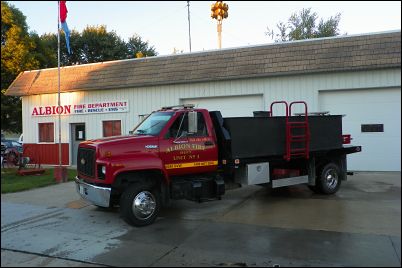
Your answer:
7,1 -> 402,56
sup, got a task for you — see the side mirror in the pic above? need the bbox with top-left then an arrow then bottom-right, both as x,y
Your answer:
129,130 -> 134,135
188,111 -> 198,134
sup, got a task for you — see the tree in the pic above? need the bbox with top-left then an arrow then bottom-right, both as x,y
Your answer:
79,25 -> 127,64
266,8 -> 342,42
39,30 -> 82,67
126,34 -> 157,59
1,1 -> 39,133
30,32 -> 57,69
38,26 -> 158,64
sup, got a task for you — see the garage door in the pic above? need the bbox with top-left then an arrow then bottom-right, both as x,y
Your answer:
182,95 -> 263,117
319,88 -> 401,171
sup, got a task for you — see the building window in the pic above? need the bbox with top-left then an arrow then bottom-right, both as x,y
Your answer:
39,123 -> 54,142
103,120 -> 121,137
75,124 -> 86,141
361,124 -> 384,133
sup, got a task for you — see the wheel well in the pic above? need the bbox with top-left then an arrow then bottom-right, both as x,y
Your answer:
111,169 -> 169,207
113,170 -> 164,191
316,155 -> 346,180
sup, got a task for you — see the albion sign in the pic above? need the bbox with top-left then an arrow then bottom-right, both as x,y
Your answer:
32,101 -> 128,116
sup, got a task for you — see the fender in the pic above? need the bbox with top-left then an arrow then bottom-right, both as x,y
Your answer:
107,152 -> 170,184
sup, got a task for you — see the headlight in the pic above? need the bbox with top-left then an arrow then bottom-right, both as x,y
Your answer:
97,164 -> 106,180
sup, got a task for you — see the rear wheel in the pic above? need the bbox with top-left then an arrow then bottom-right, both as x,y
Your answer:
120,183 -> 160,227
317,163 -> 342,194
5,152 -> 19,167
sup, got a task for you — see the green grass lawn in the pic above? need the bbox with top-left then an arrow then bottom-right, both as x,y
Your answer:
1,168 -> 77,193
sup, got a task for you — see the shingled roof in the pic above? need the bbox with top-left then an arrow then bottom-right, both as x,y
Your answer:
6,31 -> 401,96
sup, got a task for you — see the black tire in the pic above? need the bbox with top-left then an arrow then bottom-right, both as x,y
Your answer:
317,163 -> 342,195
120,183 -> 160,227
4,152 -> 18,167
7,152 -> 18,166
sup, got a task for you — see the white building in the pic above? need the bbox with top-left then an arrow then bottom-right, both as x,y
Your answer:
6,31 -> 401,171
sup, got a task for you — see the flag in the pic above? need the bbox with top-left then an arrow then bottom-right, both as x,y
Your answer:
59,1 -> 71,54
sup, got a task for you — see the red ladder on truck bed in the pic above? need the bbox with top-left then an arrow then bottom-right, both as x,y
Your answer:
269,101 -> 310,161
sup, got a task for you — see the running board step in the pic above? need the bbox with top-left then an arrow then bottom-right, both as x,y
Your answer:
272,175 -> 309,188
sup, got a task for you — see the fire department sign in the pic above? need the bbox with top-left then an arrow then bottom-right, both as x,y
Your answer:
31,100 -> 129,116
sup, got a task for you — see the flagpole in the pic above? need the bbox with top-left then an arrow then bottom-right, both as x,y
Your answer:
187,1 -> 192,52
57,1 -> 62,177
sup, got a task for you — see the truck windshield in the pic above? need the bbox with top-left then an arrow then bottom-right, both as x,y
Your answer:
132,112 -> 174,136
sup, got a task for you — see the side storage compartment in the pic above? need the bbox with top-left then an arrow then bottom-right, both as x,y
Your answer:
234,162 -> 270,185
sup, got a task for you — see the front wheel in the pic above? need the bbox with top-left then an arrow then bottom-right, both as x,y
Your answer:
120,183 -> 160,227
317,163 -> 342,194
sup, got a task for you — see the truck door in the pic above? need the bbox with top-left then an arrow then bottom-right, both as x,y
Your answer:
159,111 -> 218,176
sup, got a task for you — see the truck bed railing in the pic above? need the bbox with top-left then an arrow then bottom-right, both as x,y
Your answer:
269,101 -> 310,161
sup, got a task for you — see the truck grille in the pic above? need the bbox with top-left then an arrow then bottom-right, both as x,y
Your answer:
77,147 -> 95,177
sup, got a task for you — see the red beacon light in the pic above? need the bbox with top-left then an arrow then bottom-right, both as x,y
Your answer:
342,134 -> 352,144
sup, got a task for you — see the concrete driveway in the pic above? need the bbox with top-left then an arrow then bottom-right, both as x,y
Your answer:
1,171 -> 401,267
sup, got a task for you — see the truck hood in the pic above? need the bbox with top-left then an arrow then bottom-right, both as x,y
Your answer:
80,135 -> 159,157
82,135 -> 153,145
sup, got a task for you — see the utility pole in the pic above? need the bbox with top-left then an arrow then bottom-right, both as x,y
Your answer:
210,1 -> 229,49
187,1 -> 192,52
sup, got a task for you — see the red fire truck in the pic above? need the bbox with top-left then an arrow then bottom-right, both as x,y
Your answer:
75,101 -> 361,226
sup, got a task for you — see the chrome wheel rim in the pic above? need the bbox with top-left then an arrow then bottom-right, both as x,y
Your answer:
132,191 -> 156,220
324,169 -> 338,190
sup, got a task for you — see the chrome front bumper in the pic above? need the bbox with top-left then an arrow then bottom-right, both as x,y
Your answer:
75,176 -> 111,207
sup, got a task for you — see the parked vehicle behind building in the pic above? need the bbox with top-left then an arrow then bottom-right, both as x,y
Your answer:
1,140 -> 23,166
